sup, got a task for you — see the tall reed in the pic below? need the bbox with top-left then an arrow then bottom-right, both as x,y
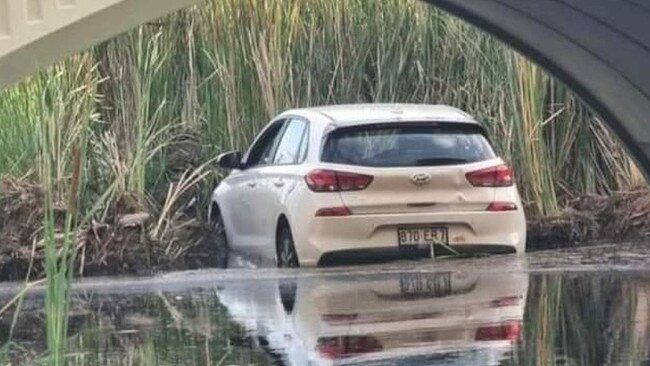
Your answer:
190,0 -> 643,216
33,55 -> 98,364
0,0 -> 642,220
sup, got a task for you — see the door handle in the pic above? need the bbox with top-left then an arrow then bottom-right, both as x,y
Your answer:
273,179 -> 285,188
247,181 -> 257,188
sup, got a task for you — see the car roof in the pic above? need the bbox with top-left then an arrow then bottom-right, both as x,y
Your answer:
282,103 -> 479,126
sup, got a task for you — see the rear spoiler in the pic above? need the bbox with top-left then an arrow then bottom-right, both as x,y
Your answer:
324,121 -> 489,138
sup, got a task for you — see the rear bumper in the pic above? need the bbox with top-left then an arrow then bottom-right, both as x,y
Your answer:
292,210 -> 526,266
317,245 -> 516,266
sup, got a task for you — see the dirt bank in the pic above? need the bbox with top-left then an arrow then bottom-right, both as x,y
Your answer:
2,180 -> 650,281
0,180 -> 226,282
527,188 -> 650,250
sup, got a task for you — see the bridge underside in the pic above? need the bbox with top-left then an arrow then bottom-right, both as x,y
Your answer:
424,0 -> 650,175
0,0 -> 201,90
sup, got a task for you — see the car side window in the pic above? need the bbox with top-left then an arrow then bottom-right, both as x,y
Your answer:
297,125 -> 309,162
244,120 -> 286,168
273,119 -> 308,165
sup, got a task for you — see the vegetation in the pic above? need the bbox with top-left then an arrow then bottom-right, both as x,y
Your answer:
0,0 -> 644,220
521,273 -> 646,365
0,0 -> 647,362
2,291 -> 270,365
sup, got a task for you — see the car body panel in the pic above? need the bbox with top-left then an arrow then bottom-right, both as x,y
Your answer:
251,164 -> 305,259
330,159 -> 500,215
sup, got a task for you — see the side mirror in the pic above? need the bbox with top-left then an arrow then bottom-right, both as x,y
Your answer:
217,151 -> 243,170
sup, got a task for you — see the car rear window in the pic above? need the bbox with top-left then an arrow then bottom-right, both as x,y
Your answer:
321,123 -> 495,167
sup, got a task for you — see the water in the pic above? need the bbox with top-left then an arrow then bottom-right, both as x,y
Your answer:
3,244 -> 650,365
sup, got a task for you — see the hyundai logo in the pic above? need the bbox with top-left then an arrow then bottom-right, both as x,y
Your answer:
410,173 -> 433,186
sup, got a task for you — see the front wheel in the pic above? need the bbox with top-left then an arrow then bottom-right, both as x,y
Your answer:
277,223 -> 299,268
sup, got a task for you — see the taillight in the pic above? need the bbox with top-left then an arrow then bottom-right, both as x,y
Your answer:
316,336 -> 382,359
306,169 -> 373,192
466,164 -> 514,187
475,321 -> 522,342
487,201 -> 518,211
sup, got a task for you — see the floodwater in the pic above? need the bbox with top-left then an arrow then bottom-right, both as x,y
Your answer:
3,243 -> 650,365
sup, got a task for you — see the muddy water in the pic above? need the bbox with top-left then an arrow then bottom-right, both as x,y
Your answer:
3,244 -> 650,365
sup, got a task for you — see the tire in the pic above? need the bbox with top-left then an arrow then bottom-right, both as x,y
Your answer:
210,205 -> 229,268
278,279 -> 297,314
277,222 -> 300,268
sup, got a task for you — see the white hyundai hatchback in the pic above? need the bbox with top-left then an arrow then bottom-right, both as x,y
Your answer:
210,104 -> 526,267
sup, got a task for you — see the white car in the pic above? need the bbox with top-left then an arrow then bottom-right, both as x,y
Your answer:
210,104 -> 526,267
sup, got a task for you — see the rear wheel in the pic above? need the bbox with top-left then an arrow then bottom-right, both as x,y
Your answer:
210,205 -> 229,268
278,279 -> 297,314
277,222 -> 299,268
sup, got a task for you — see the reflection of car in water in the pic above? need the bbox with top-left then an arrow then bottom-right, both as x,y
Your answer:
217,264 -> 528,365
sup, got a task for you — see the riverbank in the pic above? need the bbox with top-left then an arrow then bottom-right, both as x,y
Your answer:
2,180 -> 648,282
527,188 -> 650,250
0,180 -> 226,282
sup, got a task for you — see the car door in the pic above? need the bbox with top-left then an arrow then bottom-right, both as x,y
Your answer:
230,119 -> 286,252
252,118 -> 309,258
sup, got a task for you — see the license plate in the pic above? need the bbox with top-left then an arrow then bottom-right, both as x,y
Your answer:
400,272 -> 452,298
398,227 -> 448,246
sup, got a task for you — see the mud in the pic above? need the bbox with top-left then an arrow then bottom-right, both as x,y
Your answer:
0,180 -> 226,282
527,188 -> 650,250
0,180 -> 45,281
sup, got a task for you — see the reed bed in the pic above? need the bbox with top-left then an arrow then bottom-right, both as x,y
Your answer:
0,0 -> 642,220
0,0 -> 645,361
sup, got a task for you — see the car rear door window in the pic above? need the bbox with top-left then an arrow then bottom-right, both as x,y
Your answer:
322,123 -> 495,167
273,119 -> 308,165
